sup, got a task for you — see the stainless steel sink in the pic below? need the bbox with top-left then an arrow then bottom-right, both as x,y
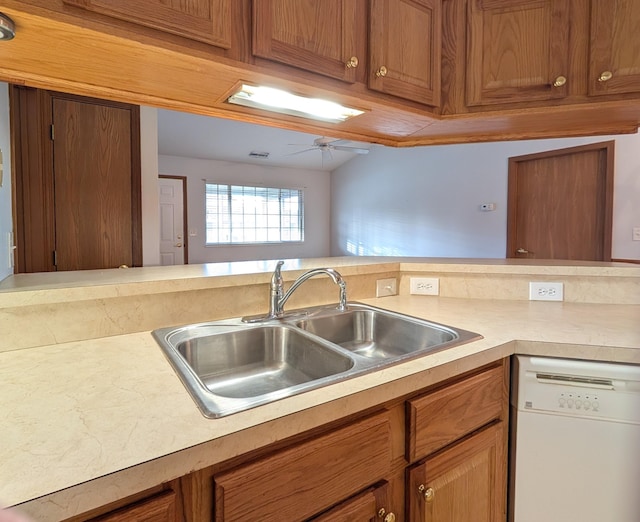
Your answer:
153,322 -> 355,417
294,304 -> 460,360
152,303 -> 481,418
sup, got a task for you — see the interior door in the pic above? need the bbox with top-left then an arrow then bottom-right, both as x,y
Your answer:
158,176 -> 186,265
506,141 -> 614,261
52,94 -> 141,270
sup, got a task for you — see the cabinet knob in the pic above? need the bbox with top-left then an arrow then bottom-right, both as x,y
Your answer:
553,75 -> 567,87
118,264 -> 129,269
378,508 -> 396,522
345,56 -> 359,68
375,65 -> 388,77
598,70 -> 613,82
418,484 -> 435,502
516,247 -> 529,254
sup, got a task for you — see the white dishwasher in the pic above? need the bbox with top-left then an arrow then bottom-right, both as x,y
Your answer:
510,355 -> 640,522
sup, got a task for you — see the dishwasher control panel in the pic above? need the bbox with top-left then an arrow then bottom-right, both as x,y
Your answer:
513,355 -> 640,424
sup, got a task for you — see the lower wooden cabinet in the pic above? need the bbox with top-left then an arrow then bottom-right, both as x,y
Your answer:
407,423 -> 505,522
86,490 -> 177,522
214,411 -> 392,521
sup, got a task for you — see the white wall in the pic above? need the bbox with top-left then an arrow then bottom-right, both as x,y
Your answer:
331,133 -> 640,260
140,106 -> 160,266
0,83 -> 13,281
158,155 -> 331,263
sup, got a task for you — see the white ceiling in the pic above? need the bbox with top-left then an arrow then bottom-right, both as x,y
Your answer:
157,109 -> 375,172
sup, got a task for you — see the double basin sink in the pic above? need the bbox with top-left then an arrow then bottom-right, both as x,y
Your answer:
152,303 -> 481,418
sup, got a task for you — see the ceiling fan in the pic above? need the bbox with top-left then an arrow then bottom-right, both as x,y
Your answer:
287,137 -> 370,160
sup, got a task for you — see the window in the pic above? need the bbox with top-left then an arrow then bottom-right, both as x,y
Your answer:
205,183 -> 304,245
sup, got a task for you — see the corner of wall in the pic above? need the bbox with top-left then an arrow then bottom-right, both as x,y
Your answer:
0,82 -> 13,282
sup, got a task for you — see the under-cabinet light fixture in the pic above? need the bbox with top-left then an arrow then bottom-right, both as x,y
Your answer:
227,84 -> 365,123
0,13 -> 16,40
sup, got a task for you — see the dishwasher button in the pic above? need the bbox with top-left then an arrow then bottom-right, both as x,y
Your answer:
567,399 -> 575,408
559,398 -> 566,407
592,401 -> 600,411
583,400 -> 591,410
575,399 -> 582,409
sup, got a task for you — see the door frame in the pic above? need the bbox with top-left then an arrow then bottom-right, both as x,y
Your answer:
506,141 -> 615,261
158,174 -> 188,264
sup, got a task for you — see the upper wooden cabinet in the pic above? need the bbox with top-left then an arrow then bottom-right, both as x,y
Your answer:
252,0 -> 360,83
369,0 -> 442,106
466,0 -> 570,106
61,0 -> 233,48
589,0 -> 640,96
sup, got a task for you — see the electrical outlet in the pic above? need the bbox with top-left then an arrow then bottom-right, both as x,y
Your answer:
410,277 -> 439,296
529,282 -> 563,301
376,278 -> 397,297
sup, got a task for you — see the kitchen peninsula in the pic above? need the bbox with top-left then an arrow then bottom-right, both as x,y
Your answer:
1,258 -> 639,521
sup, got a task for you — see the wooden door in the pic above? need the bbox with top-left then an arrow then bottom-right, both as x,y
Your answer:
407,423 -> 505,522
52,95 -> 141,271
368,0 -> 442,106
589,0 -> 640,96
252,0 -> 360,82
466,0 -> 571,106
158,176 -> 186,265
507,142 -> 614,261
61,0 -> 232,48
311,481 -> 394,521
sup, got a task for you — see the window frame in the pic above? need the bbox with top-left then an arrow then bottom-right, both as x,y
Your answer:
204,181 -> 305,246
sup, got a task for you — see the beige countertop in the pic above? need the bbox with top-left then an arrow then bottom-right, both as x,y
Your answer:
2,295 -> 639,519
0,258 -> 639,520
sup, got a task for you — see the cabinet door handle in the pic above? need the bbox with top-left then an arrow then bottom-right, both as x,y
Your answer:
418,484 -> 435,502
345,56 -> 359,68
516,247 -> 529,254
553,75 -> 567,87
598,70 -> 613,82
375,65 -> 388,77
378,508 -> 396,522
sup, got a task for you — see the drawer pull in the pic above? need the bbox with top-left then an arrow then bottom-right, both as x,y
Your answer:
378,508 -> 396,522
418,484 -> 435,502
375,66 -> 388,77
346,56 -> 359,68
598,71 -> 613,82
553,75 -> 566,87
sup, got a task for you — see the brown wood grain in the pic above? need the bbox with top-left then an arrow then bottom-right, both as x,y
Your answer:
214,411 -> 392,522
407,365 -> 503,462
368,0 -> 442,107
407,423 -> 505,522
466,0 -> 571,106
311,481 -> 389,521
253,0 -> 359,83
62,0 -> 232,48
506,141 -> 614,261
88,490 -> 177,522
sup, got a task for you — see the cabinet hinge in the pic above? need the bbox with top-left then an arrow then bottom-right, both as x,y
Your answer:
50,124 -> 54,140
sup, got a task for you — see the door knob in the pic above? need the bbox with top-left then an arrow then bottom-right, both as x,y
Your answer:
375,65 -> 388,77
516,248 -> 529,254
175,243 -> 182,247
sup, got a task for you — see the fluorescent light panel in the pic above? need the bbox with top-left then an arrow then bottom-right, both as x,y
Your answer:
227,84 -> 365,123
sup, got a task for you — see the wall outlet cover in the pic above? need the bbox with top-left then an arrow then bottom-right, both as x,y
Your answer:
529,282 -> 564,301
410,277 -> 440,296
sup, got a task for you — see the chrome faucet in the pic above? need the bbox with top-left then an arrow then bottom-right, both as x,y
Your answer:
268,260 -> 347,319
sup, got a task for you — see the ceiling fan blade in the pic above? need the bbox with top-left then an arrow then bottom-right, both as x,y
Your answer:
285,147 -> 317,156
332,145 -> 370,154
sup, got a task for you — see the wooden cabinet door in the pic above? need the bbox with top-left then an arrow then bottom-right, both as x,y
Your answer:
407,423 -> 506,522
369,0 -> 442,106
62,0 -> 232,48
589,0 -> 640,96
311,481 -> 395,522
466,0 -> 570,106
253,0 -> 359,82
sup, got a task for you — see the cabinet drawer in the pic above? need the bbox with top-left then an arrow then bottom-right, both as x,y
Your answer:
87,490 -> 176,521
214,411 -> 392,522
407,365 -> 503,462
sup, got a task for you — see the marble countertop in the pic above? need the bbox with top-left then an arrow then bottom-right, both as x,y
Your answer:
2,293 -> 639,519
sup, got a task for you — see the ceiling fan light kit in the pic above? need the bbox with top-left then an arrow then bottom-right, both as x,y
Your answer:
0,12 -> 16,40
